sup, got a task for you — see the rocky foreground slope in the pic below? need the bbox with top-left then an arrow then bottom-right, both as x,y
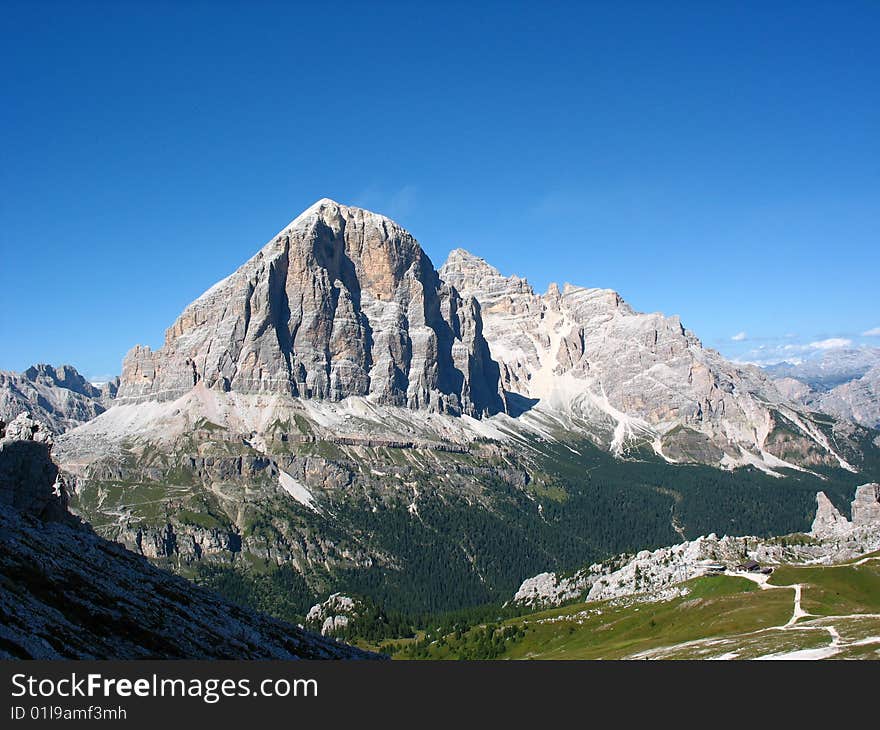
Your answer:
0,416 -> 376,659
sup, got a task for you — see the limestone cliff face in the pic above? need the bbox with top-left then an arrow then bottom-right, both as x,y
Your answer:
851,483 -> 880,527
810,492 -> 850,539
118,200 -> 504,417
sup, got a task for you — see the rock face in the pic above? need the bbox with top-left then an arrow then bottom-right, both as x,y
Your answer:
773,377 -> 815,403
851,483 -> 880,527
0,364 -> 114,434
513,571 -> 593,607
306,593 -> 361,636
118,199 -> 504,417
0,421 -> 377,659
810,492 -> 850,539
0,415 -> 70,524
811,367 -> 880,430
440,249 -> 847,468
3,412 -> 53,445
810,483 -> 880,538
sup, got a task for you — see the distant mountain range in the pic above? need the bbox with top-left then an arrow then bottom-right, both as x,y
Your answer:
765,348 -> 880,430
0,364 -> 117,434
763,347 -> 880,390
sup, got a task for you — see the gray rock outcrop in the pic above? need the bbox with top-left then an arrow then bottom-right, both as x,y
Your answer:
0,415 -> 70,524
851,483 -> 880,527
810,492 -> 850,539
306,593 -> 360,636
810,483 -> 880,538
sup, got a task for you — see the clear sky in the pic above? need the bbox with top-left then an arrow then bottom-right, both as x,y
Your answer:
2,1 -> 878,380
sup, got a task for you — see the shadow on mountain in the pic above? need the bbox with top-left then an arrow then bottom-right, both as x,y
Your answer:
504,391 -> 540,417
0,415 -> 381,660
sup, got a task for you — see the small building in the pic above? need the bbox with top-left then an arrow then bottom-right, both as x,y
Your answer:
736,559 -> 761,572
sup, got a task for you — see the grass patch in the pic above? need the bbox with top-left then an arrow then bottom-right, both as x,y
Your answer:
400,574 -> 791,660
769,560 -> 880,617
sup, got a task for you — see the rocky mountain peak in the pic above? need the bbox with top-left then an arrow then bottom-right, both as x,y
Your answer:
441,248 -> 536,296
117,201 -> 505,416
22,364 -> 101,398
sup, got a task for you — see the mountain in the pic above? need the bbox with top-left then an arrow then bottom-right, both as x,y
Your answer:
0,364 -> 117,434
809,366 -> 880,429
117,199 -> 503,417
764,347 -> 880,391
765,349 -> 880,430
53,199 -> 880,618
440,248 -> 857,471
0,416 -> 375,659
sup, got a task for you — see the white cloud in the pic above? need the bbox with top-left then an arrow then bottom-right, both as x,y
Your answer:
862,327 -> 880,337
807,338 -> 852,350
731,331 -> 747,341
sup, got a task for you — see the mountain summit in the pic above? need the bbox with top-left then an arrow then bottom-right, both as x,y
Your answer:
118,199 -> 505,417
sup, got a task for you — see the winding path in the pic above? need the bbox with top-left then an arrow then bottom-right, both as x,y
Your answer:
630,557 -> 880,660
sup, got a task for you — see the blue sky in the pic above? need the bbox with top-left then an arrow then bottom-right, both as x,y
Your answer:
2,1 -> 878,379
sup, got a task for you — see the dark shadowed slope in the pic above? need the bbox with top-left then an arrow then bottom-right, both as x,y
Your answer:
0,417 -> 378,660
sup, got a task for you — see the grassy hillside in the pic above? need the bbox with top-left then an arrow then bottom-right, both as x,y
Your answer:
381,557 -> 880,660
